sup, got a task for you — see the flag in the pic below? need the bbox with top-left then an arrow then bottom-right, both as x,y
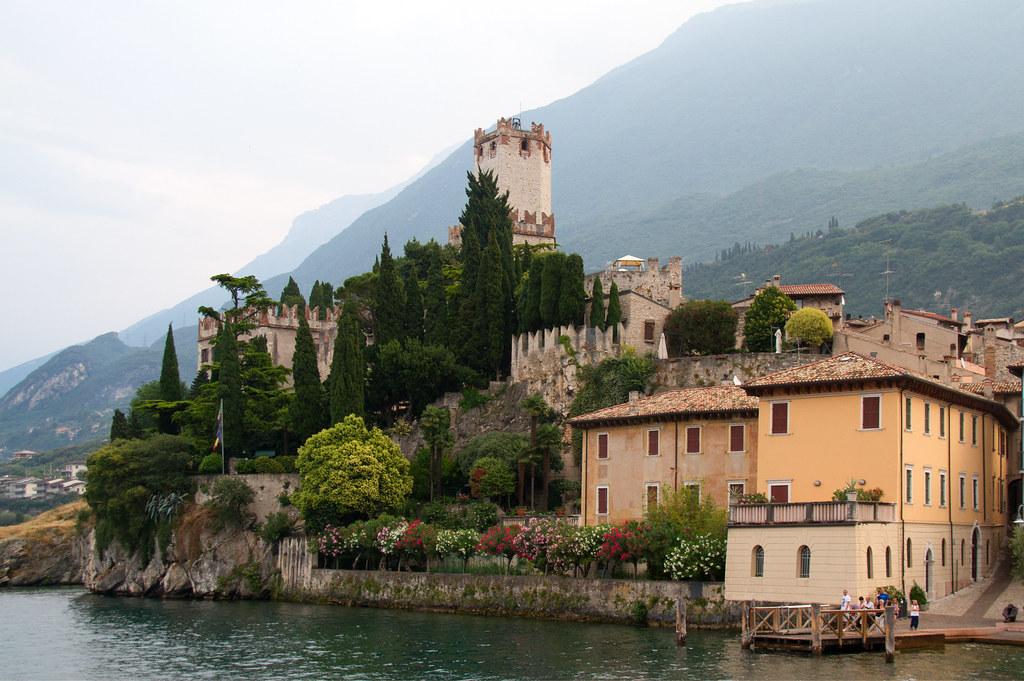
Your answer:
213,399 -> 223,451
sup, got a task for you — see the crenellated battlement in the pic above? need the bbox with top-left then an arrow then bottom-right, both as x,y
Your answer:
196,304 -> 344,382
510,323 -> 623,384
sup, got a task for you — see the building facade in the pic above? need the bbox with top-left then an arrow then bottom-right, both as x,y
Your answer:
724,352 -> 1016,604
569,386 -> 758,526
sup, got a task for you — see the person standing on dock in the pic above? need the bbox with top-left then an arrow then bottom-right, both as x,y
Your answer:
841,589 -> 851,610
910,600 -> 920,630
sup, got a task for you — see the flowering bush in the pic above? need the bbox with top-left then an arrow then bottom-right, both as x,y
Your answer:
477,525 -> 519,574
732,491 -> 769,504
375,520 -> 408,560
664,533 -> 726,581
857,487 -> 884,502
598,520 -> 650,578
395,519 -> 436,563
311,524 -> 351,562
436,528 -> 480,572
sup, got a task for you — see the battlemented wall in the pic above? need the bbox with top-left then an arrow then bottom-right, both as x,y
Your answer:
583,257 -> 682,315
197,304 -> 343,382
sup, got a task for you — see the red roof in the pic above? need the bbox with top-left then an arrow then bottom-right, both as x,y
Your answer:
743,352 -> 911,388
779,284 -> 844,296
568,385 -> 757,426
901,309 -> 963,326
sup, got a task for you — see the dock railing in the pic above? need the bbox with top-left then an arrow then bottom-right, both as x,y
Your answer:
741,602 -> 896,661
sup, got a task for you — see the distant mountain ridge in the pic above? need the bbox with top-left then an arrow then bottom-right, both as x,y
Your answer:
7,0 -> 1024,453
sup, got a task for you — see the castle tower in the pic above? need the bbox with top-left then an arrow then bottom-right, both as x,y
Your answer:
452,117 -> 555,248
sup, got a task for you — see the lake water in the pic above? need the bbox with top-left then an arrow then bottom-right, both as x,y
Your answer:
3,587 -> 1024,680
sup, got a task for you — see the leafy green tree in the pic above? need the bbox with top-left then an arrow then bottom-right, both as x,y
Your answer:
452,220 -> 483,374
523,256 -> 546,332
290,315 -> 324,443
279,276 -> 306,316
335,271 -> 378,327
402,263 -> 424,342
84,435 -> 194,558
423,253 -> 448,346
785,307 -> 834,347
605,282 -> 622,336
455,431 -> 530,476
370,338 -> 460,422
204,477 -> 256,529
559,254 -> 587,326
590,276 -> 606,330
468,456 -> 516,501
742,286 -> 797,351
520,394 -> 549,507
292,415 -> 413,531
420,406 -> 454,501
199,274 -> 275,339
663,299 -> 738,355
374,234 -> 406,345
109,409 -> 131,441
483,231 -> 507,378
539,251 -> 566,328
328,304 -> 365,423
534,423 -> 565,511
1011,525 -> 1024,581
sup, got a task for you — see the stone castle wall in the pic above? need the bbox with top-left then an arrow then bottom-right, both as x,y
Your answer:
197,305 -> 342,382
583,257 -> 683,313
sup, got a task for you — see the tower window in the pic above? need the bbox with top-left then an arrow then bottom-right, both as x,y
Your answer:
521,140 -> 528,151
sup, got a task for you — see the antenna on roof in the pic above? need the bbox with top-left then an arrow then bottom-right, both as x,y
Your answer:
878,239 -> 895,305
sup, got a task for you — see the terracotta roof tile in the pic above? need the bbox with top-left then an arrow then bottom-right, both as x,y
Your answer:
901,309 -> 963,326
957,380 -> 1022,396
568,385 -> 757,425
779,284 -> 845,296
744,352 -> 911,387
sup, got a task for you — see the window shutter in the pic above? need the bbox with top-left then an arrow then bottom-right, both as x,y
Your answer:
862,396 -> 880,429
597,487 -> 608,514
648,430 -> 659,456
730,425 -> 744,452
686,427 -> 700,453
597,433 -> 608,459
771,403 -> 788,434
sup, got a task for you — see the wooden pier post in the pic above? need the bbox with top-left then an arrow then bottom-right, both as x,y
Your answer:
676,599 -> 687,645
741,601 -> 752,649
810,603 -> 822,655
884,604 -> 896,663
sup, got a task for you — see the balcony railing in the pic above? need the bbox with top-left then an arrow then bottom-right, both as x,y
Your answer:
729,501 -> 896,525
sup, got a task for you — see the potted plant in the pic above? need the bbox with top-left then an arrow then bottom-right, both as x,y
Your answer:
515,506 -> 527,516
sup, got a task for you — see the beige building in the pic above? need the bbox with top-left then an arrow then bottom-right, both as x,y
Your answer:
732,276 -> 845,349
724,352 -> 1017,605
568,386 -> 759,526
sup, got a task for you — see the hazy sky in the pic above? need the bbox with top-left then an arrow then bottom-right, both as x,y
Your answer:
0,0 -> 735,373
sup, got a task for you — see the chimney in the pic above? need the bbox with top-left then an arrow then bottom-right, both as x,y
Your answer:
773,274 -> 781,287
627,391 -> 640,414
984,326 -> 997,379
964,312 -> 972,329
951,307 -> 958,322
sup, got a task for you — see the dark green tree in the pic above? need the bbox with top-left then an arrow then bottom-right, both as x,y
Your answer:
605,282 -> 622,337
521,256 -> 545,332
329,304 -> 365,423
157,324 -> 184,434
279,276 -> 306,315
520,394 -> 549,507
403,265 -> 424,341
558,253 -> 587,326
290,315 -> 324,443
374,234 -> 406,346
483,231 -> 507,378
539,251 -> 566,328
423,252 -> 448,346
199,274 -> 275,340
534,423 -> 565,511
109,409 -> 131,441
590,276 -> 606,330
371,339 -> 460,423
217,322 -> 245,457
663,299 -> 738,355
453,224 -> 485,376
742,286 -> 797,352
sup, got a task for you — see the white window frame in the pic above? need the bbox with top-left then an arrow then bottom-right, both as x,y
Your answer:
972,475 -> 979,510
770,401 -> 790,435
644,482 -> 659,510
971,415 -> 978,446
939,469 -> 947,508
728,423 -> 746,453
596,485 -> 609,516
728,480 -> 746,499
905,396 -> 913,431
767,479 -> 792,504
684,480 -> 701,497
959,411 -> 965,443
939,406 -> 946,439
905,465 -> 914,504
923,467 -> 932,506
924,402 -> 931,435
596,432 -> 609,460
646,428 -> 660,457
959,473 -> 966,509
685,425 -> 702,455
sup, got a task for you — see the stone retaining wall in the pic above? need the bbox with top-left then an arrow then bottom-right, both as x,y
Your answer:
291,568 -> 738,627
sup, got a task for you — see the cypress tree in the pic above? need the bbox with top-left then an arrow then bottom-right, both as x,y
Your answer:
217,322 -> 244,457
109,409 -> 130,441
524,256 -> 545,332
279,276 -> 306,316
329,304 -> 365,422
453,223 -> 483,372
558,253 -> 587,326
157,323 -> 183,434
605,282 -> 622,338
374,234 -> 406,345
590,276 -> 606,330
290,315 -> 324,442
539,251 -> 566,328
484,231 -> 506,378
423,252 -> 448,346
403,266 -> 424,341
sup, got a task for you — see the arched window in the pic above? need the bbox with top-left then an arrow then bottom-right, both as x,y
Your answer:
885,547 -> 892,578
941,539 -> 946,567
907,538 -> 913,568
866,547 -> 874,579
798,546 -> 811,578
753,545 -> 764,577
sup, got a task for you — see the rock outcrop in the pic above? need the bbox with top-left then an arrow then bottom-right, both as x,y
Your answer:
0,528 -> 83,586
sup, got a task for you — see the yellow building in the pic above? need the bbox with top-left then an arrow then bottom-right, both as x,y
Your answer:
725,352 -> 1016,604
568,386 -> 759,526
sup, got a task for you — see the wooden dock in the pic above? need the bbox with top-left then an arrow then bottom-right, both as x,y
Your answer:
741,603 -> 901,661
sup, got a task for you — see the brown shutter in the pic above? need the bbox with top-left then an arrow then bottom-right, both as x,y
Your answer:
862,396 -> 880,429
771,402 -> 788,434
597,433 -> 608,459
730,425 -> 744,452
597,487 -> 608,514
686,427 -> 700,453
648,430 -> 659,456
769,484 -> 789,503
